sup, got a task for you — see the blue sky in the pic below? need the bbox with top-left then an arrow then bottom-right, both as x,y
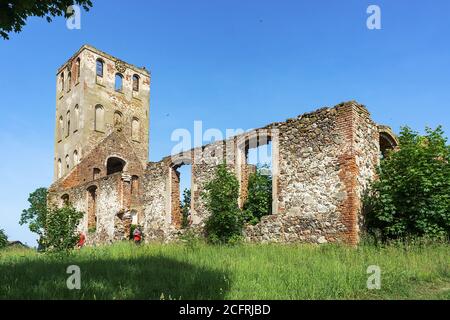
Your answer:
0,0 -> 449,246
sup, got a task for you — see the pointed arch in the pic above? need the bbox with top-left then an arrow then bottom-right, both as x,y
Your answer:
57,159 -> 62,179
66,110 -> 71,137
131,117 -> 140,142
132,74 -> 140,92
76,57 -> 81,81
94,105 -> 105,132
74,105 -> 79,132
115,73 -> 123,92
73,150 -> 79,165
96,59 -> 104,77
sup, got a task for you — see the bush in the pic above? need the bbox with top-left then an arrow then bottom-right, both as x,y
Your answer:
203,163 -> 243,244
0,229 -> 8,249
243,165 -> 272,225
43,206 -> 84,252
365,126 -> 450,241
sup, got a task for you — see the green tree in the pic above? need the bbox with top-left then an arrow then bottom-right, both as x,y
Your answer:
243,165 -> 272,225
21,187 -> 84,251
0,0 -> 93,39
204,163 -> 243,244
0,229 -> 8,249
44,206 -> 84,252
181,188 -> 191,228
365,126 -> 450,241
20,187 -> 48,247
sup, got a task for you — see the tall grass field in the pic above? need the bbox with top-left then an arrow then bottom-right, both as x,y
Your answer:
0,241 -> 448,299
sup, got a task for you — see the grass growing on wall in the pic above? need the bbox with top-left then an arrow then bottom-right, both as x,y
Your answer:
0,242 -> 448,300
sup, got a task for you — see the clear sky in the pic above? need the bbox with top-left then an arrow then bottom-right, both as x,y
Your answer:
1,0 -> 449,246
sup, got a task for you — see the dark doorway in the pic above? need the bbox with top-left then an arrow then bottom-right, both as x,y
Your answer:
107,157 -> 126,175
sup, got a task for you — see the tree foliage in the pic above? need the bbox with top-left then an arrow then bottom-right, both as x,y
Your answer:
44,206 -> 84,252
0,229 -> 8,249
20,187 -> 48,244
365,126 -> 450,241
0,0 -> 93,39
204,163 -> 243,244
20,187 -> 84,251
243,165 -> 272,225
181,188 -> 191,229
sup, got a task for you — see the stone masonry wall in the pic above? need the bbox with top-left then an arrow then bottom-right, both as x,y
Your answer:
48,100 -> 388,246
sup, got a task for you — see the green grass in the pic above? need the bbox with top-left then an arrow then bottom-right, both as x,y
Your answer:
0,242 -> 448,299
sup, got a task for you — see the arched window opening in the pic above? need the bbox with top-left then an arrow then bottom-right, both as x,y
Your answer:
378,127 -> 398,159
74,105 -> 79,132
114,111 -> 123,130
115,73 -> 123,92
132,74 -> 139,92
131,117 -> 140,141
107,157 -> 126,175
171,160 -> 192,229
379,133 -> 397,159
65,154 -> 70,171
93,168 -> 101,180
238,133 -> 274,218
57,159 -> 62,178
61,194 -> 70,206
58,116 -> 63,141
73,150 -> 79,165
131,175 -> 139,195
67,72 -> 71,92
87,186 -> 97,232
60,73 -> 64,92
131,210 -> 138,225
94,105 -> 104,132
96,59 -> 104,77
76,58 -> 81,81
66,111 -> 71,137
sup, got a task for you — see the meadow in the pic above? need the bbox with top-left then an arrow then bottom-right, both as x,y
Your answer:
0,241 -> 448,300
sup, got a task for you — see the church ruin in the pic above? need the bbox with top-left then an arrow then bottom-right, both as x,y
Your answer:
48,45 -> 398,245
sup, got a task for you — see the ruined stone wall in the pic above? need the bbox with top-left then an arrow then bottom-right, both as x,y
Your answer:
353,106 -> 381,234
141,161 -> 180,242
244,106 -> 348,243
243,103 -> 380,244
48,173 -> 125,244
49,46 -> 393,247
134,102 -> 380,245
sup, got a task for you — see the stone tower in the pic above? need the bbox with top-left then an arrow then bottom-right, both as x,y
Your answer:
53,45 -> 150,181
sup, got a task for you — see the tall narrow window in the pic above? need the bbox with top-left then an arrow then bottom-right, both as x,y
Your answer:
66,111 -> 71,137
96,59 -> 103,77
76,58 -> 81,81
65,155 -> 70,171
57,159 -> 62,178
114,111 -> 123,130
73,150 -> 79,165
131,118 -> 140,141
60,73 -> 64,92
115,73 -> 123,92
67,72 -> 71,92
74,105 -> 79,132
58,116 -> 63,141
131,175 -> 139,195
132,74 -> 139,91
94,105 -> 104,132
